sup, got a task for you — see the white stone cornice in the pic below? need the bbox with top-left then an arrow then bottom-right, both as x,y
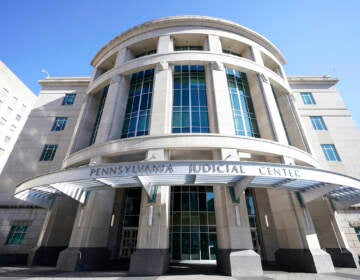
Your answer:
91,16 -> 286,67
63,134 -> 320,169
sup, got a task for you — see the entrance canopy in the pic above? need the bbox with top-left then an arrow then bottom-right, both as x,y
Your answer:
14,160 -> 360,209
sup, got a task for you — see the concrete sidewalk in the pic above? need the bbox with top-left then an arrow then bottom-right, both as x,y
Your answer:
0,266 -> 359,279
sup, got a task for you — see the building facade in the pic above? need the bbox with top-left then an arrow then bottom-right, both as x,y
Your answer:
0,61 -> 37,174
1,16 -> 360,277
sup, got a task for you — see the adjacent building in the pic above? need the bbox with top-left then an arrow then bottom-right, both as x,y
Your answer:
1,16 -> 360,277
0,61 -> 37,173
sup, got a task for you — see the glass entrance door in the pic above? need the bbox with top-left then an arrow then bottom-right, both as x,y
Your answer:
169,186 -> 217,261
245,189 -> 262,257
119,188 -> 142,258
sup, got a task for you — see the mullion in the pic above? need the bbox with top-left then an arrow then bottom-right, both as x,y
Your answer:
135,72 -> 145,136
235,71 -> 248,136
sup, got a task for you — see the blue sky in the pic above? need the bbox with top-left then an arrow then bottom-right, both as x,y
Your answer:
1,0 -> 359,127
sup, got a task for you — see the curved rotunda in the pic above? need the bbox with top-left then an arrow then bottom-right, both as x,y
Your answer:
13,16 -> 360,276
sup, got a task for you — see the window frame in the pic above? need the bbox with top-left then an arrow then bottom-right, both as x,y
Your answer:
355,227 -> 360,242
121,69 -> 154,138
6,225 -> 28,245
51,117 -> 68,131
310,116 -> 327,131
62,93 -> 76,105
174,46 -> 203,51
226,68 -> 259,138
39,144 -> 58,161
321,144 -> 341,162
300,92 -> 316,105
172,65 -> 209,134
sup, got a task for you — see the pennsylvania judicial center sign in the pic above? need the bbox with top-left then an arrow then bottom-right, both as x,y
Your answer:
86,160 -> 360,189
15,160 -> 360,209
89,161 -> 302,180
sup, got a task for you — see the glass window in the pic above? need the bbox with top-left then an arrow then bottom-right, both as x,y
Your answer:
89,85 -> 109,145
1,88 -> 9,97
300,92 -> 316,105
7,106 -> 13,115
223,49 -> 242,57
15,114 -> 21,121
119,188 -> 142,258
4,136 -> 11,143
12,96 -> 18,105
39,144 -> 58,161
62,93 -> 76,105
226,68 -> 259,137
51,117 -> 68,131
121,69 -> 154,138
0,117 -> 6,126
172,65 -> 209,133
170,186 -> 216,261
355,227 -> 360,241
321,144 -> 341,161
135,49 -> 156,58
245,189 -> 262,254
310,116 -> 327,130
174,46 -> 203,51
6,225 -> 28,244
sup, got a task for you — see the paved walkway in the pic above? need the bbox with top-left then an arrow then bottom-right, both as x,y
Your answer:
0,266 -> 359,279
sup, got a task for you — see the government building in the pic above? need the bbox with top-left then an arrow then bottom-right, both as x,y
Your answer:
0,61 -> 37,174
1,16 -> 360,277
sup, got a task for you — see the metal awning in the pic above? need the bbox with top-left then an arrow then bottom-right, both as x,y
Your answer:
14,160 -> 360,209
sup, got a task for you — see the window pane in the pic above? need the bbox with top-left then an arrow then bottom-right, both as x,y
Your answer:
301,92 -> 316,105
321,144 -> 341,161
310,116 -> 327,130
170,186 -> 216,261
39,144 -> 58,161
122,69 -> 154,138
172,65 -> 209,133
226,68 -> 259,137
51,117 -> 68,131
62,93 -> 76,105
89,86 -> 108,145
6,225 -> 28,244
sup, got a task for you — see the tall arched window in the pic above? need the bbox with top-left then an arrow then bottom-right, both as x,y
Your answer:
172,65 -> 209,133
226,68 -> 259,137
121,69 -> 154,138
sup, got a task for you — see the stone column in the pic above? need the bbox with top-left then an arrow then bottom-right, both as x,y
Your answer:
67,93 -> 99,155
27,195 -> 78,266
307,197 -> 359,268
266,189 -> 335,272
275,89 -> 312,153
129,149 -> 170,275
157,35 -> 173,53
207,36 -> 235,135
148,35 -> 173,135
56,186 -> 115,271
215,149 -> 262,277
57,83 -> 119,270
251,46 -> 289,145
96,75 -> 130,141
149,62 -> 172,135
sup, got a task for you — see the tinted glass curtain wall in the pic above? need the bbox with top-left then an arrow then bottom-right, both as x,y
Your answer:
172,65 -> 209,133
122,69 -> 154,138
226,68 -> 260,137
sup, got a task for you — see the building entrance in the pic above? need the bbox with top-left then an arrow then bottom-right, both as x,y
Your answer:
119,188 -> 142,258
169,186 -> 217,261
